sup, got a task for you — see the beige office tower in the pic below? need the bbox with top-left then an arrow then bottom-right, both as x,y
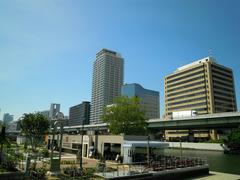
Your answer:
164,57 -> 237,141
90,49 -> 124,124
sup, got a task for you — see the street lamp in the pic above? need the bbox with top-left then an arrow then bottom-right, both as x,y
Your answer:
49,112 -> 64,175
145,126 -> 150,166
58,123 -> 63,162
147,134 -> 150,166
79,116 -> 85,171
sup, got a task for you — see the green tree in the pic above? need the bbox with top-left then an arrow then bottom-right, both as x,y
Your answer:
102,96 -> 148,135
0,125 -> 9,163
227,129 -> 240,149
20,113 -> 49,152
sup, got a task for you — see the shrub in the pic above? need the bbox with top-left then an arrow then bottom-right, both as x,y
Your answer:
41,148 -> 49,158
2,156 -> 17,172
34,167 -> 47,178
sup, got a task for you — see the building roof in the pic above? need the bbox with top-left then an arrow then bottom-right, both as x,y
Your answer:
176,56 -> 216,72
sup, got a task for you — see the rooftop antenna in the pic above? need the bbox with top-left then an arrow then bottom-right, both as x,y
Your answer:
208,48 -> 213,58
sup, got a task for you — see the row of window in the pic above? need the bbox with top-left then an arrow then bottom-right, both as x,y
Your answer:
167,84 -> 206,96
167,91 -> 206,101
167,97 -> 207,106
215,108 -> 235,112
167,102 -> 207,111
213,76 -> 233,87
212,74 -> 233,84
167,80 -> 206,93
195,107 -> 208,112
72,143 -> 81,149
215,102 -> 235,108
214,100 -> 235,106
166,65 -> 203,80
167,75 -> 205,88
166,70 -> 204,84
167,130 -> 210,134
212,69 -> 232,79
213,84 -> 234,92
211,64 -> 232,75
214,90 -> 235,98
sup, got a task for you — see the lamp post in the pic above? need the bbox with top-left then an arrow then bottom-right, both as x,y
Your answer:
49,112 -> 64,175
147,134 -> 150,166
79,118 -> 84,171
180,136 -> 182,158
58,122 -> 63,162
145,126 -> 150,166
50,121 -> 56,169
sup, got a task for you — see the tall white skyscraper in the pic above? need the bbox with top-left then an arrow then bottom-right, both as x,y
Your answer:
90,49 -> 124,124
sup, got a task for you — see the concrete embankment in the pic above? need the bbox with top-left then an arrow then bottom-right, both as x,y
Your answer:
168,142 -> 225,151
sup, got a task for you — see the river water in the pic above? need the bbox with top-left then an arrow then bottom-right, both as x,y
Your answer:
160,148 -> 240,175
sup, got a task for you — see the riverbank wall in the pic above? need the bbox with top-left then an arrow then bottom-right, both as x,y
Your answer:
168,142 -> 225,151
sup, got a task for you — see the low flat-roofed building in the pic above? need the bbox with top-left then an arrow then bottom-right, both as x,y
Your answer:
47,134 -> 168,163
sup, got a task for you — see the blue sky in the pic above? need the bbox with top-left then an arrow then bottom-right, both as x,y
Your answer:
0,0 -> 239,120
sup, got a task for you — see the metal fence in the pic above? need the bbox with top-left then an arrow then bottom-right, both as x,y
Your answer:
95,155 -> 208,178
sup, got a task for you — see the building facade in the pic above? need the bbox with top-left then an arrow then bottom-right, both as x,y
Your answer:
164,57 -> 237,140
49,103 -> 60,120
6,121 -> 18,132
121,83 -> 160,119
3,113 -> 14,124
90,49 -> 124,124
69,101 -> 90,126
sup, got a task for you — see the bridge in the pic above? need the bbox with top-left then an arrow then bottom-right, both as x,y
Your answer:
63,112 -> 240,132
148,112 -> 240,130
7,112 -> 240,134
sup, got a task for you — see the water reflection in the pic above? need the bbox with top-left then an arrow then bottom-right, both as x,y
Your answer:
160,148 -> 240,175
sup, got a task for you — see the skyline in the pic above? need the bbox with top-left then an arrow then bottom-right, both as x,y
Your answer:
0,0 -> 240,120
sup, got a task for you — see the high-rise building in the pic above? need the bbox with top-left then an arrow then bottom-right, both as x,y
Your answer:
6,121 -> 18,132
90,49 -> 124,124
164,57 -> 237,140
49,103 -> 60,120
3,113 -> 14,124
69,101 -> 90,126
121,83 -> 160,119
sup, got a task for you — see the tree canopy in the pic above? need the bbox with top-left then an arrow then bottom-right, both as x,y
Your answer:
20,113 -> 49,152
102,96 -> 148,135
0,125 -> 9,163
227,129 -> 240,149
